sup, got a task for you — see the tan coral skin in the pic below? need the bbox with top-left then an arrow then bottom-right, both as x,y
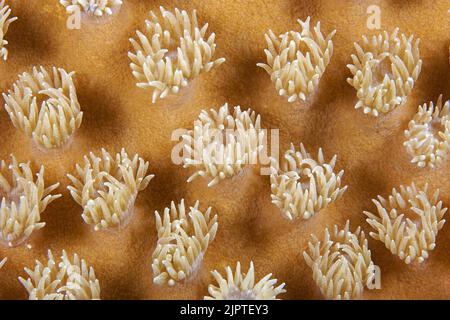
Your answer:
0,0 -> 449,300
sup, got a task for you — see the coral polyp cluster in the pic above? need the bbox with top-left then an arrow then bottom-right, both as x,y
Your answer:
404,95 -> 450,168
129,6 -> 225,103
204,261 -> 286,300
3,66 -> 83,149
0,156 -> 60,247
303,221 -> 376,300
19,250 -> 100,300
364,183 -> 447,264
270,143 -> 347,220
152,199 -> 218,286
67,148 -> 154,231
60,0 -> 123,16
0,0 -> 17,61
258,17 -> 336,103
182,103 -> 264,187
347,28 -> 422,116
1,1 -> 449,302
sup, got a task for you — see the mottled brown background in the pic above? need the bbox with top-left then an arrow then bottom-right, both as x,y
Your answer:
0,0 -> 449,299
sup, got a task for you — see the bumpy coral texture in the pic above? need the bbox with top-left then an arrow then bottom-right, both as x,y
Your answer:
347,28 -> 422,116
128,6 -> 225,103
0,156 -> 60,247
3,66 -> 83,149
404,95 -> 450,168
59,0 -> 123,16
152,199 -> 218,286
257,17 -> 336,103
364,183 -> 447,264
67,148 -> 154,231
19,250 -> 100,300
303,220 -> 376,300
205,261 -> 286,300
0,0 -> 17,60
181,103 -> 264,187
270,143 -> 347,220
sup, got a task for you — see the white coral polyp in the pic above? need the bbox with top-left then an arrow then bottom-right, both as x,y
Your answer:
128,6 -> 225,103
60,0 -> 122,16
257,17 -> 336,103
303,220 -> 376,300
404,95 -> 450,168
0,257 -> 6,269
182,103 -> 264,187
204,261 -> 286,300
364,183 -> 447,264
19,250 -> 100,300
3,66 -> 83,149
0,156 -> 60,247
152,199 -> 218,286
347,28 -> 422,116
67,148 -> 154,231
270,143 -> 347,220
0,0 -> 17,61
